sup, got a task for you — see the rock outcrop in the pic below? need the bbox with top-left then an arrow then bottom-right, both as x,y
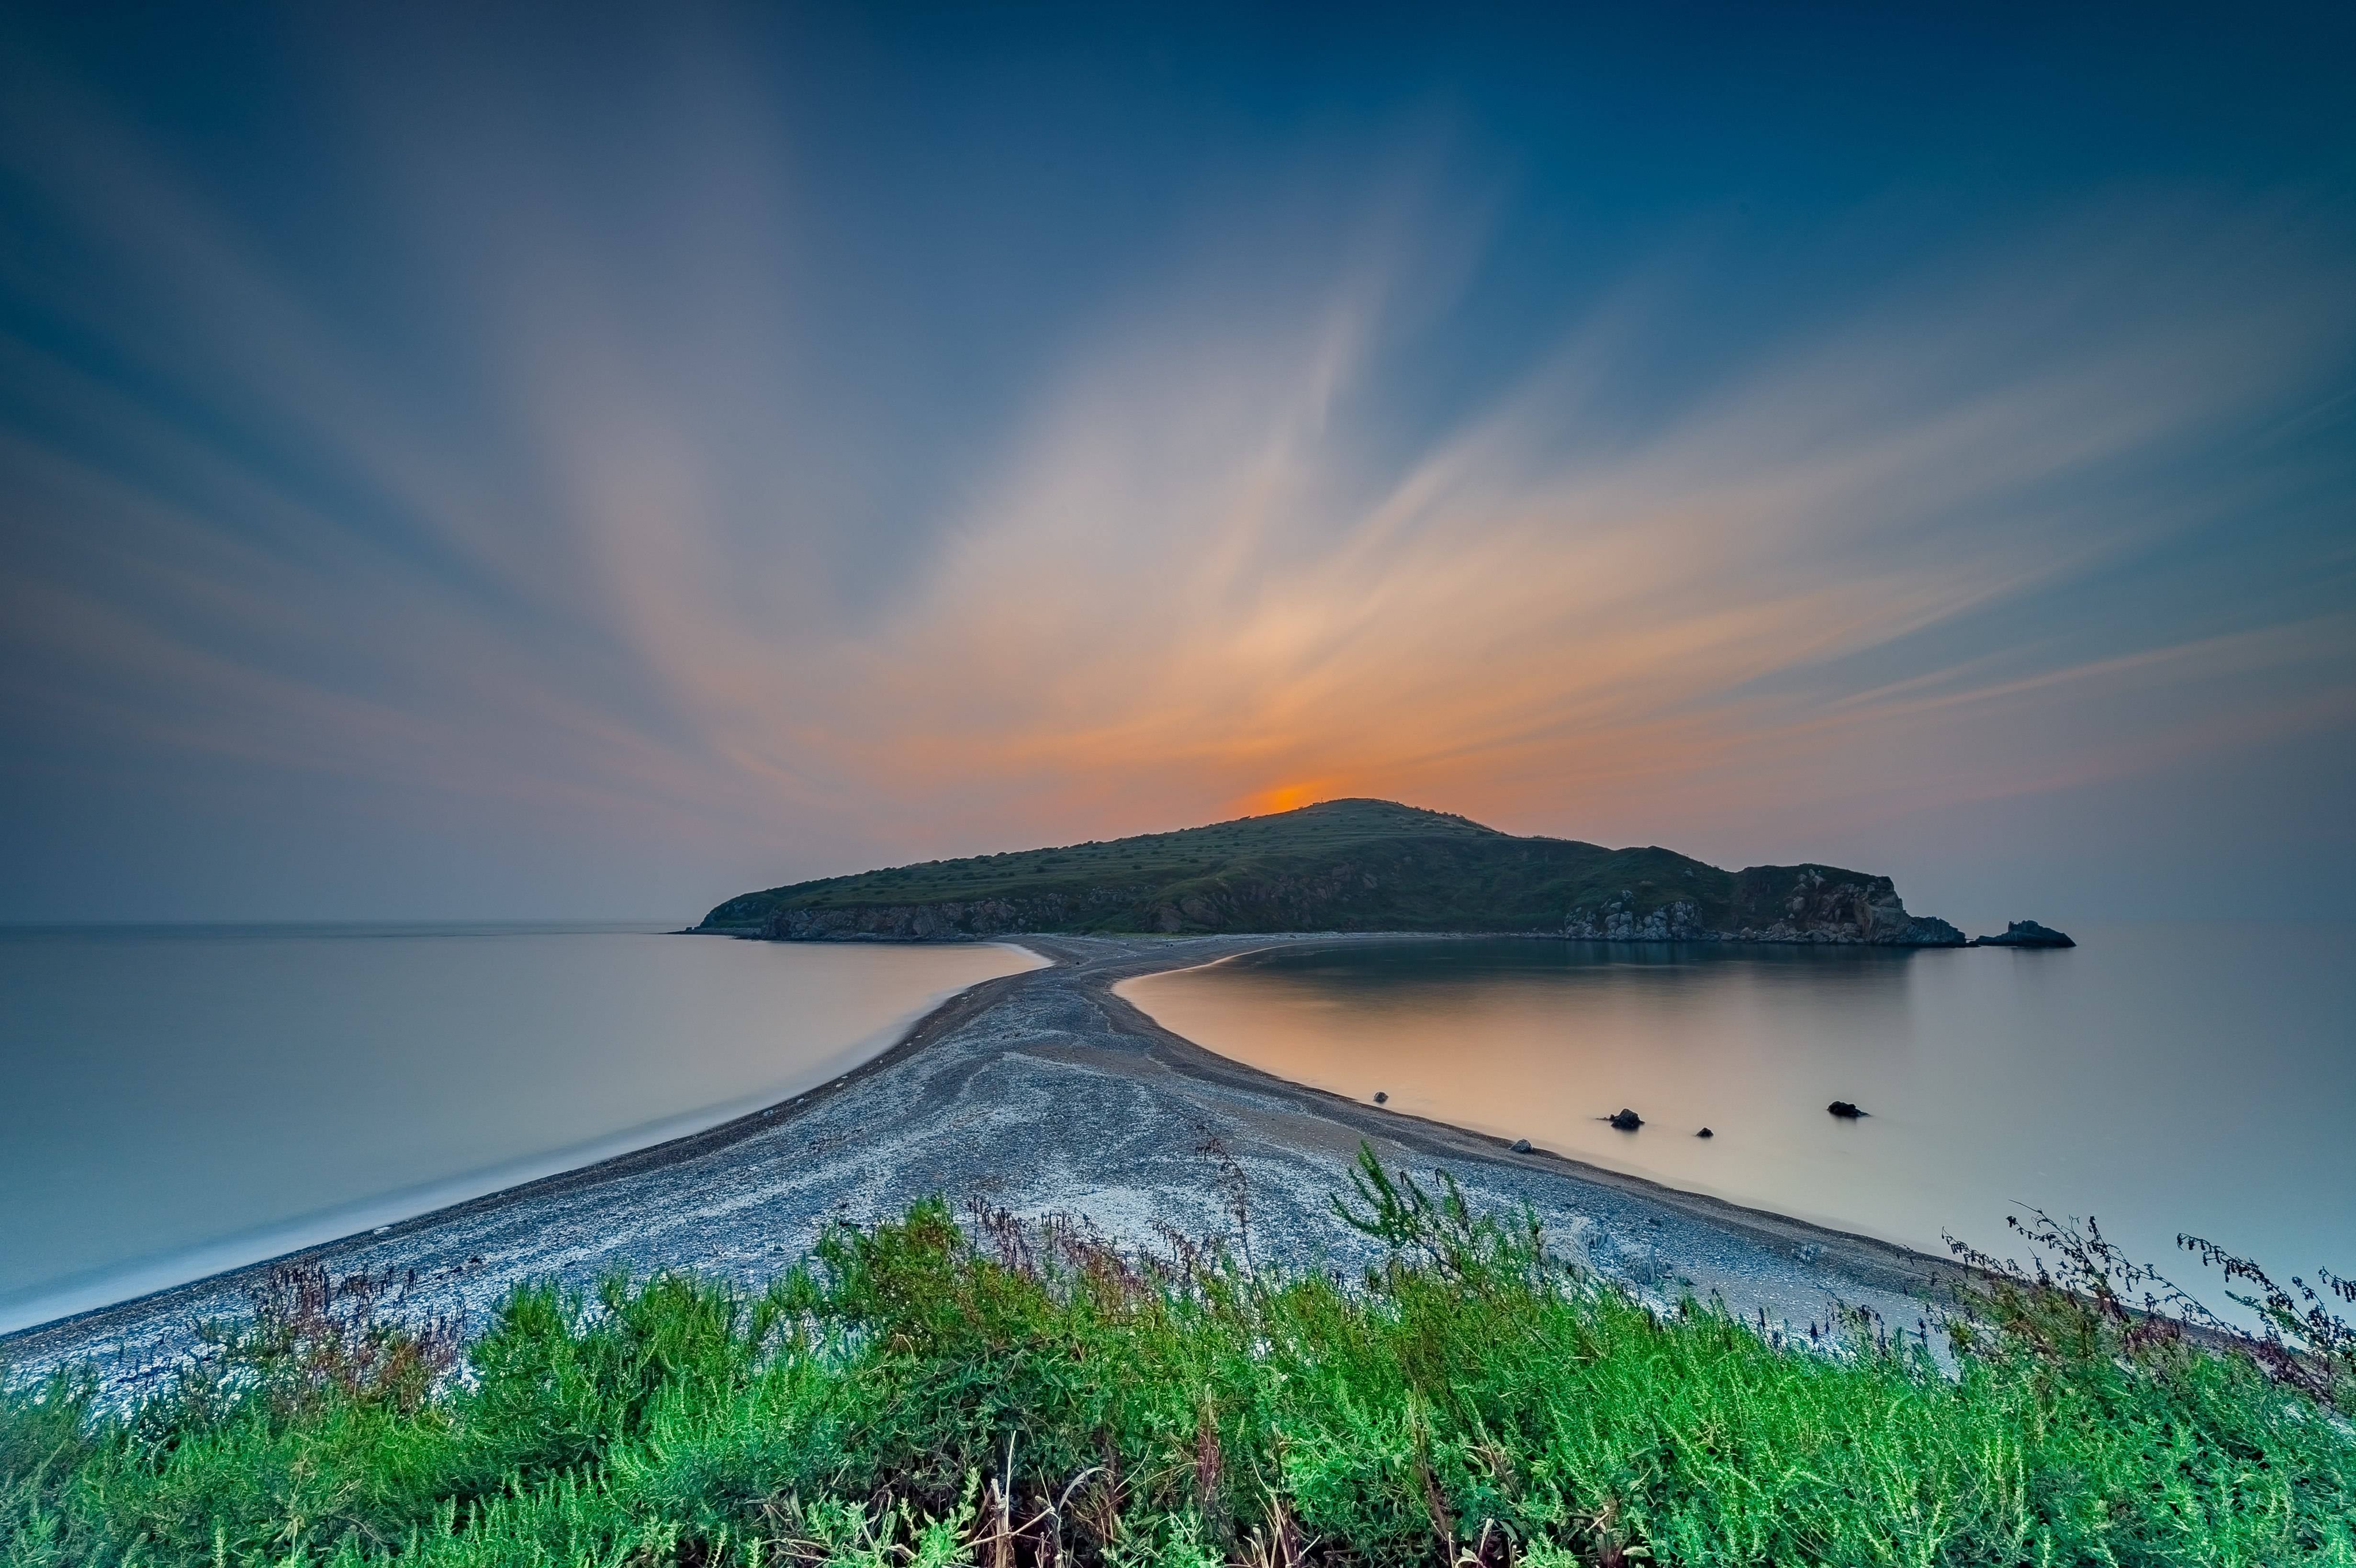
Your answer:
1562,895 -> 1713,941
1970,920 -> 2076,948
1560,870 -> 1964,946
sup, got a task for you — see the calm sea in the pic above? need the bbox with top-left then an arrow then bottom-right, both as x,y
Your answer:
0,926 -> 1040,1334
1121,924 -> 2356,1294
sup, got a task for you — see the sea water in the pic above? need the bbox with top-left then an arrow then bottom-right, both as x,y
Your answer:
0,925 -> 1040,1334
1121,924 -> 2356,1294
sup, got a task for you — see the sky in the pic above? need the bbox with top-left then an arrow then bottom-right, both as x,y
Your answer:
1,1 -> 2351,930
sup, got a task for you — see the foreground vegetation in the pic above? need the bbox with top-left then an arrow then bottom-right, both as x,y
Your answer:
7,1154 -> 2354,1567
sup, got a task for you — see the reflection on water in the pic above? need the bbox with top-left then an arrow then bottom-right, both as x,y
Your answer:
1120,926 -> 2356,1288
0,926 -> 1040,1333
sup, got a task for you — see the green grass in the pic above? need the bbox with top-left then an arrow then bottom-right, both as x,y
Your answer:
700,798 -> 1914,938
7,1152 -> 2353,1567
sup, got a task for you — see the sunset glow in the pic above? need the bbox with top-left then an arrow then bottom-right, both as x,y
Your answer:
0,6 -> 2349,928
1243,785 -> 1341,818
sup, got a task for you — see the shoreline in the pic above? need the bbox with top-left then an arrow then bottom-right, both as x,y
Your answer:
1109,940 -> 1968,1258
4,933 -> 1963,1386
0,940 -> 1048,1342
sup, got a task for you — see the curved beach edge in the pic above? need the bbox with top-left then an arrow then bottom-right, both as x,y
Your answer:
5,933 -> 1961,1384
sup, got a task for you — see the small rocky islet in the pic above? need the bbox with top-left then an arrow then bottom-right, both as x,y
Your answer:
1970,919 -> 2076,947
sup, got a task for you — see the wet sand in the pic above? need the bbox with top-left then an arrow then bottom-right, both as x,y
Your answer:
3,934 -> 1961,1391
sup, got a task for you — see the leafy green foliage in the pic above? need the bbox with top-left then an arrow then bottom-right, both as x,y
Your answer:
8,1158 -> 2353,1565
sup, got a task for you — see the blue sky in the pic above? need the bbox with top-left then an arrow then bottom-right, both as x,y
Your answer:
1,1 -> 2351,927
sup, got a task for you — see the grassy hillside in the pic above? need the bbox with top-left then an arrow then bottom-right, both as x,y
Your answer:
8,1154 -> 2350,1566
709,799 -> 1506,916
701,798 -> 1959,941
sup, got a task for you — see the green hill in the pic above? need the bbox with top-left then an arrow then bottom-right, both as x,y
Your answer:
699,798 -> 1964,944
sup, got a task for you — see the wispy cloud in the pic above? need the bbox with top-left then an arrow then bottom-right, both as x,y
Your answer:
1,20 -> 2350,914
759,203 -> 2355,850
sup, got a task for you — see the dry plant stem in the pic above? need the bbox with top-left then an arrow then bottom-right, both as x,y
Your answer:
1946,1208 -> 2356,1412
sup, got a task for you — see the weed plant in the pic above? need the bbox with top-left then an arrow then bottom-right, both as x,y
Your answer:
5,1148 -> 2353,1567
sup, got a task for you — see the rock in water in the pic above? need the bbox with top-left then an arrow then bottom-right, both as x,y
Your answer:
1695,1127 -> 1714,1138
1373,1090 -> 1388,1104
1510,1137 -> 1532,1153
1827,1100 -> 1865,1119
1970,919 -> 2076,948
1609,1108 -> 1643,1131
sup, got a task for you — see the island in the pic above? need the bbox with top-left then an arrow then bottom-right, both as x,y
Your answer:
1971,919 -> 2077,947
697,796 -> 1968,945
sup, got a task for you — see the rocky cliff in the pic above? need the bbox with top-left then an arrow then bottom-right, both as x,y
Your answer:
1560,867 -> 1963,946
702,798 -> 1966,947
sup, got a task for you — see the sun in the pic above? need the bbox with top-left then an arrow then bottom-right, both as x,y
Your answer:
1244,783 -> 1328,815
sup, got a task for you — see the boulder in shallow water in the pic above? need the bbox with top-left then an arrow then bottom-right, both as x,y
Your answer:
1828,1100 -> 1865,1119
1609,1108 -> 1643,1131
1510,1137 -> 1532,1153
1373,1091 -> 1388,1104
1696,1127 -> 1714,1138
1971,919 -> 2076,948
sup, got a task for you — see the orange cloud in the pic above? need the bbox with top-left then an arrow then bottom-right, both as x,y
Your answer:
738,216 -> 2353,862
5,82 -> 2349,891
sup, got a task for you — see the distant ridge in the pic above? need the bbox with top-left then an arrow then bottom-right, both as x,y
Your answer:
699,798 -> 1965,946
